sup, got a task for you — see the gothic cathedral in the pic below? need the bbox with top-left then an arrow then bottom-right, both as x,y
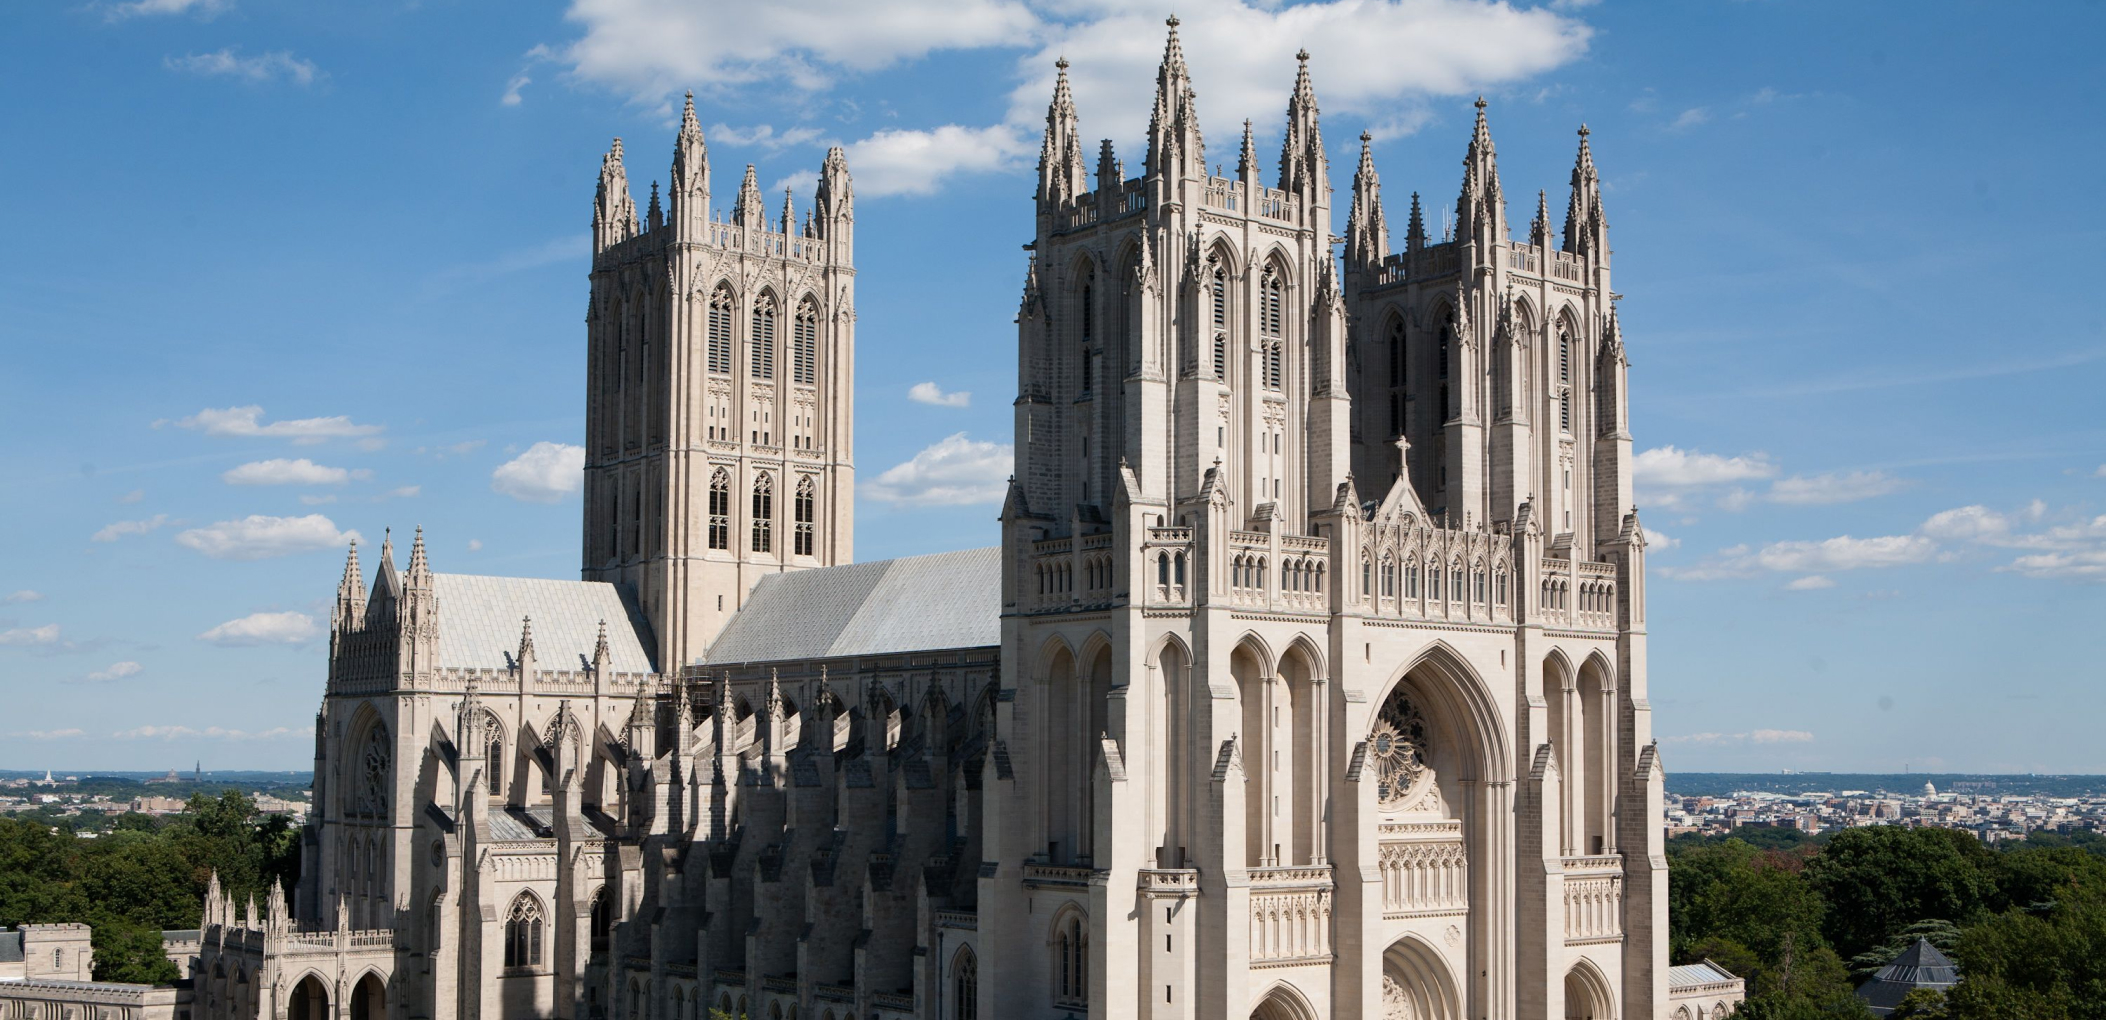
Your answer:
188,19 -> 1684,1020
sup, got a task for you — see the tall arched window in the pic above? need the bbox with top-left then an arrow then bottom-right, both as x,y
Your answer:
792,298 -> 818,385
1559,328 -> 1572,383
504,894 -> 544,969
750,293 -> 777,380
951,945 -> 979,1019
486,734 -> 503,797
589,887 -> 611,953
1053,912 -> 1088,1009
1209,260 -> 1229,380
750,473 -> 774,553
1079,276 -> 1095,393
353,723 -> 390,818
707,468 -> 731,551
707,286 -> 734,375
1387,317 -> 1406,435
793,475 -> 816,557
1260,267 -> 1284,390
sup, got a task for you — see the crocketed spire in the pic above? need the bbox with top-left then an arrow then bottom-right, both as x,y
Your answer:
669,90 -> 709,234
1455,97 -> 1506,246
732,163 -> 764,230
1345,130 -> 1389,270
1145,16 -> 1203,181
1277,48 -> 1326,195
1036,56 -> 1088,208
1564,123 -> 1607,258
592,137 -> 638,253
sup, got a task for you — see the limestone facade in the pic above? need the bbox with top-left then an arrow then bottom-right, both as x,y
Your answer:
186,17 -> 1689,1020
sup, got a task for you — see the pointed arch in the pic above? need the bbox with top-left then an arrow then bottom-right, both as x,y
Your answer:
1374,640 -> 1514,782
1249,979 -> 1318,1020
792,474 -> 817,556
750,288 -> 779,380
949,943 -> 979,1019
1047,901 -> 1090,1011
504,890 -> 546,968
791,294 -> 820,385
708,466 -> 732,550
1565,956 -> 1618,1020
1382,933 -> 1463,1020
706,282 -> 736,375
750,470 -> 774,553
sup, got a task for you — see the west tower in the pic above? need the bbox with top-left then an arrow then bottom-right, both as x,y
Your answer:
582,95 -> 857,670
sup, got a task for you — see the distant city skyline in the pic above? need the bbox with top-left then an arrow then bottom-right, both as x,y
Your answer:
2,0 -> 2102,772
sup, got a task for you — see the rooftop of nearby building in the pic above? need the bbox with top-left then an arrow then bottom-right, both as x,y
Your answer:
1858,939 -> 1960,1016
1668,960 -> 1742,990
702,547 -> 1000,666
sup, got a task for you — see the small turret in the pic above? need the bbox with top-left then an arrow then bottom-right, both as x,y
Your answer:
1530,189 -> 1551,247
515,615 -> 536,676
779,187 -> 794,236
1277,49 -> 1326,197
592,618 -> 611,676
331,540 -> 365,639
814,146 -> 853,256
669,91 -> 710,238
1564,124 -> 1607,261
592,138 -> 638,254
732,164 -> 765,231
1406,191 -> 1426,251
1455,97 -> 1506,248
1345,131 -> 1389,272
1237,119 -> 1258,182
1036,57 -> 1088,209
646,181 -> 663,232
1145,16 -> 1204,184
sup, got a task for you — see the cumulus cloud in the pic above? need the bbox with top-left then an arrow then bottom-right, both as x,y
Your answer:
221,458 -> 368,486
175,514 -> 360,560
5,590 -> 43,604
713,122 -> 824,152
1640,527 -> 1678,551
106,0 -> 228,19
198,611 -> 319,646
908,382 -> 972,408
502,71 -> 532,106
844,124 -> 1034,197
1667,106 -> 1709,131
385,485 -> 421,499
491,442 -> 585,503
0,624 -> 61,646
1767,470 -> 1905,506
92,514 -> 169,542
83,661 -> 143,682
10,728 -> 86,740
171,405 -> 380,444
1662,534 -> 1936,581
863,432 -> 1012,506
1785,575 -> 1835,591
1633,446 -> 1777,488
165,48 -> 322,87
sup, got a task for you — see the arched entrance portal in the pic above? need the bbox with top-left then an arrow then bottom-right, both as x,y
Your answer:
1565,960 -> 1617,1019
1250,981 -> 1317,1019
1382,935 -> 1461,1019
350,971 -> 387,1019
288,973 -> 331,1019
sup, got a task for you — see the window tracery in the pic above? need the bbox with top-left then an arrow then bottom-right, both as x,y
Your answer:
1370,688 -> 1431,808
707,286 -> 734,375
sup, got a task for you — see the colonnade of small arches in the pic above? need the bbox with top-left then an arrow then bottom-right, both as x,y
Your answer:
1363,548 -> 1511,619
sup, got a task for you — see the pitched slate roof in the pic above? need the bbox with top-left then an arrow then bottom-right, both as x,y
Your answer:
431,574 -> 656,674
1668,961 -> 1739,989
1858,939 -> 1960,1017
702,547 -> 1000,666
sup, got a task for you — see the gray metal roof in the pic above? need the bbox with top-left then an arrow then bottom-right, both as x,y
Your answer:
0,929 -> 21,964
702,547 -> 1000,666
1668,961 -> 1738,989
432,573 -> 655,674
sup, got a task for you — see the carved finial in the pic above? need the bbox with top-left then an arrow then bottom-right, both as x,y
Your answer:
1166,13 -> 1180,29
1296,48 -> 1310,63
1055,55 -> 1069,72
1474,95 -> 1487,111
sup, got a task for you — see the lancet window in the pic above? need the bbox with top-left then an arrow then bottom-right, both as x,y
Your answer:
707,469 -> 730,551
751,293 -> 777,381
707,286 -> 733,375
1209,260 -> 1229,380
1260,267 -> 1284,390
1053,912 -> 1088,1009
750,472 -> 774,553
504,894 -> 544,969
793,475 -> 816,557
1079,277 -> 1095,393
792,298 -> 818,385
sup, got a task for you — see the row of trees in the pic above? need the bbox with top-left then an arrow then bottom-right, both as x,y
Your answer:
1671,825 -> 2106,1018
0,791 -> 300,983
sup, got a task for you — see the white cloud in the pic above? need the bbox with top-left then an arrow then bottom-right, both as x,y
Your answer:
221,457 -> 368,486
198,611 -> 319,646
468,539 -> 484,552
1667,106 -> 1709,131
713,123 -> 824,152
844,124 -> 1034,197
114,724 -> 298,741
491,442 -> 585,503
1661,729 -> 1813,746
1633,446 -> 1777,487
175,514 -> 360,560
300,494 -> 338,506
556,0 -> 1040,97
118,489 -> 145,503
502,72 -> 532,106
2094,465 -> 2106,479
83,661 -> 143,682
1640,527 -> 1678,551
1752,729 -> 1814,743
1921,505 -> 2012,544
1752,535 -> 1937,573
416,440 -> 487,458
5,590 -> 43,604
0,624 -> 61,647
92,514 -> 169,542
1784,575 -> 1835,591
172,405 -> 380,444
863,432 -> 1012,506
10,728 -> 85,740
165,48 -> 322,87
382,486 -> 421,499
1767,470 -> 1904,505
107,0 -> 228,19
2000,550 -> 2106,581
909,381 -> 972,408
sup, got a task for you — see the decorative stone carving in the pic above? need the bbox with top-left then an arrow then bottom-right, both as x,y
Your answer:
1370,689 -> 1430,808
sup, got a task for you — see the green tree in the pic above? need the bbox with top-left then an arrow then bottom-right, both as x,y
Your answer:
1804,827 -> 1994,960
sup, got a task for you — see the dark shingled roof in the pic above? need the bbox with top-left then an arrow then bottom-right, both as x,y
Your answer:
1857,939 -> 1960,1017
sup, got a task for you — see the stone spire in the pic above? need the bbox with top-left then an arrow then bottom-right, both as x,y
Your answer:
1406,190 -> 1426,251
645,180 -> 663,231
1094,138 -> 1120,194
1145,16 -> 1203,182
592,138 -> 638,253
405,525 -> 430,585
592,618 -> 611,674
1036,57 -> 1088,208
669,90 -> 710,236
370,527 -> 401,605
1018,253 -> 1043,321
1277,48 -> 1326,195
332,540 -> 365,634
1455,97 -> 1506,246
1564,123 -> 1607,259
732,163 -> 765,230
1345,130 -> 1389,271
779,186 -> 794,236
516,615 -> 536,673
814,146 -> 853,252
1237,119 -> 1258,181
1530,189 -> 1551,247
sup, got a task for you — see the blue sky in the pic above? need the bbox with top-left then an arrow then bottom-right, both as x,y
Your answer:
2,0 -> 2101,774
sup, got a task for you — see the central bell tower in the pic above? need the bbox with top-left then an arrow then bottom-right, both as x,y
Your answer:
581,94 -> 857,671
